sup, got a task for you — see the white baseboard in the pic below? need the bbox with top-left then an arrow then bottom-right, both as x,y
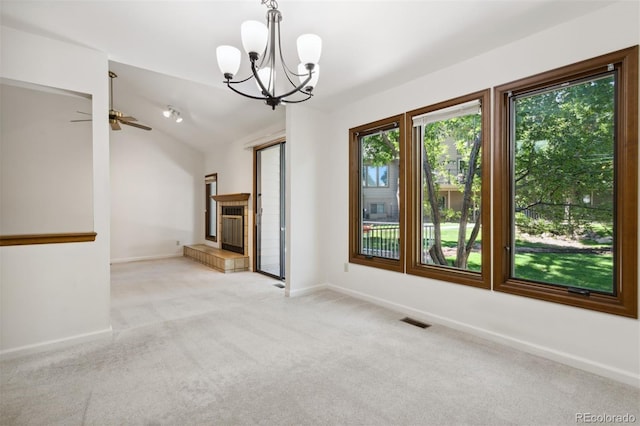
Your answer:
110,254 -> 182,264
327,283 -> 640,388
286,283 -> 328,298
0,327 -> 113,360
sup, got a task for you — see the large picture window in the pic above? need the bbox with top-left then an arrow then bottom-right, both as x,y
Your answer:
494,46 -> 638,317
406,90 -> 491,288
349,115 -> 404,272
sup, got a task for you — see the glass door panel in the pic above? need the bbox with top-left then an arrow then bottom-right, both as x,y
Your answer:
256,142 -> 285,279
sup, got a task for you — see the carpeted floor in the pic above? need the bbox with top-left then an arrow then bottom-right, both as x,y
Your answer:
1,257 -> 638,425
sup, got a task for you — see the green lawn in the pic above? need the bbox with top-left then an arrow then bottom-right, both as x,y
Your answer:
513,252 -> 613,293
366,221 -> 613,293
437,223 -> 612,293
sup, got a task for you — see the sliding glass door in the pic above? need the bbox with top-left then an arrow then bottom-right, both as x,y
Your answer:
255,141 -> 285,280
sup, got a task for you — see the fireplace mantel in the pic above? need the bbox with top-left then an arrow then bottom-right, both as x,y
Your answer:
212,193 -> 250,202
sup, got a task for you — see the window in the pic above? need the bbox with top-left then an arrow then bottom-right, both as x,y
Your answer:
349,115 -> 404,272
494,46 -> 637,317
406,90 -> 491,289
363,165 -> 389,187
205,173 -> 217,242
370,203 -> 385,215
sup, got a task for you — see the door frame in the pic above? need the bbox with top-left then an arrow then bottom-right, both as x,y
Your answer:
253,137 -> 286,279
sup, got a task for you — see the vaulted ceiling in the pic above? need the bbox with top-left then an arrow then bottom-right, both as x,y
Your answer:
1,0 -> 615,152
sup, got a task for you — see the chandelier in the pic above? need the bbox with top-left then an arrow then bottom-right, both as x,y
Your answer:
216,0 -> 322,110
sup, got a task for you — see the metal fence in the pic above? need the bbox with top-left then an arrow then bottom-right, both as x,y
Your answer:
361,221 -> 434,260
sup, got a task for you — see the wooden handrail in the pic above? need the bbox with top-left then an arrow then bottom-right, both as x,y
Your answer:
0,232 -> 97,246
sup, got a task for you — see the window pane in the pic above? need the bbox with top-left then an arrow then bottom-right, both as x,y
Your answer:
360,128 -> 400,260
366,166 -> 377,187
208,185 -> 217,238
379,165 -> 388,186
419,106 -> 482,272
511,74 -> 615,294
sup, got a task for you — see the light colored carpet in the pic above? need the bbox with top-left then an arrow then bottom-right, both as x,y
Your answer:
1,257 -> 638,425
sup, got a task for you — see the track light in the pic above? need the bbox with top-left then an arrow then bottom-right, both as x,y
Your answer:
163,105 -> 183,123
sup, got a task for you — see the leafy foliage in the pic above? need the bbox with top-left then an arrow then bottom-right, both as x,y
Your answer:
514,75 -> 615,236
422,113 -> 482,269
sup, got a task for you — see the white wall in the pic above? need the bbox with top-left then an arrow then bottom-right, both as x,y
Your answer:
285,104 -> 327,295
110,129 -> 204,262
0,26 -> 111,353
317,2 -> 640,386
1,82 -> 93,235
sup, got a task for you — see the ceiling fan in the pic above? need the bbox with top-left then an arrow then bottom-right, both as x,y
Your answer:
108,71 -> 151,131
71,71 -> 152,131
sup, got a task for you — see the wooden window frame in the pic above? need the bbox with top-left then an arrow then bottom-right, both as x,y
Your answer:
493,46 -> 638,318
405,90 -> 492,289
349,114 -> 405,273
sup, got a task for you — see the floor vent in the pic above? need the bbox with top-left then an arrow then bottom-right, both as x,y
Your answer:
273,283 -> 285,289
400,317 -> 431,329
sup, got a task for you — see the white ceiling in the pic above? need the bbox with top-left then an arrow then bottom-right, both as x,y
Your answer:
1,0 -> 615,152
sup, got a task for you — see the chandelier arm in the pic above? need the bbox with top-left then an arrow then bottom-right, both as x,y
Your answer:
276,20 -> 298,77
225,81 -> 271,101
227,73 -> 257,85
251,59 -> 273,97
282,93 -> 314,104
272,71 -> 313,101
275,22 -> 303,89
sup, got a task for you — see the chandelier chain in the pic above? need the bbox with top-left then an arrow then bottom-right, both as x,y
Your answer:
261,0 -> 278,10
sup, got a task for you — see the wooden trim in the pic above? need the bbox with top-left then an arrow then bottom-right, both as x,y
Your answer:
254,137 -> 286,152
493,46 -> 638,318
405,89 -> 492,289
213,193 -> 250,202
0,232 -> 97,246
348,114 -> 405,273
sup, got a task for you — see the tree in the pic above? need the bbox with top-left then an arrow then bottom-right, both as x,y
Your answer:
513,76 -> 615,237
361,114 -> 483,270
422,115 -> 482,269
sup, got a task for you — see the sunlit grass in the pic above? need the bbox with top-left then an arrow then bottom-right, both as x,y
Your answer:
366,221 -> 614,293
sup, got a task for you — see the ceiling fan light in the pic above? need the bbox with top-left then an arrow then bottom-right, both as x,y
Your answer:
163,108 -> 172,118
175,116 -> 183,123
298,63 -> 319,91
241,20 -> 268,57
297,34 -> 322,65
216,45 -> 241,79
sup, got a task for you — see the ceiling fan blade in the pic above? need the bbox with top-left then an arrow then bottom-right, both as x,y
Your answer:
120,119 -> 151,131
76,111 -> 92,116
111,120 -> 121,131
120,116 -> 137,121
70,119 -> 92,122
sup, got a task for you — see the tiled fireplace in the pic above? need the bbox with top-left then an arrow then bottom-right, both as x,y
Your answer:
183,193 -> 251,273
214,193 -> 250,257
